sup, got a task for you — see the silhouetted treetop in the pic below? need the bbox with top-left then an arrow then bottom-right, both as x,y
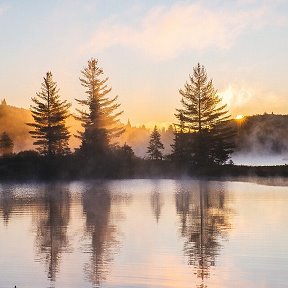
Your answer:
173,63 -> 235,166
176,63 -> 230,133
27,72 -> 71,156
75,58 -> 124,155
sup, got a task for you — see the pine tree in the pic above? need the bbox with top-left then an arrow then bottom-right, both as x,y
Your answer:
28,72 -> 71,156
0,132 -> 13,155
75,58 -> 124,155
174,63 -> 235,166
147,126 -> 164,160
171,114 -> 190,163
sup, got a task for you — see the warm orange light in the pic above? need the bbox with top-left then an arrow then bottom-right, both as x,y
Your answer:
235,114 -> 244,120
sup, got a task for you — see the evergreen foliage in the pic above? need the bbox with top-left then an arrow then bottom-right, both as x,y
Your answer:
147,126 -> 164,160
118,143 -> 135,161
0,132 -> 13,155
170,114 -> 190,163
173,64 -> 235,165
28,72 -> 71,156
75,58 -> 124,155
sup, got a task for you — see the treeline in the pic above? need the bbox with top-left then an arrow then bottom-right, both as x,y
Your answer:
0,60 -> 257,180
2,103 -> 288,158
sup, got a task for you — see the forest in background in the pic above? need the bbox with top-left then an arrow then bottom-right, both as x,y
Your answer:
1,102 -> 288,157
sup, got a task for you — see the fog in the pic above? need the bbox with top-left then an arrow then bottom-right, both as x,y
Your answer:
0,104 -> 33,151
118,122 -> 174,158
1,103 -> 287,166
232,114 -> 288,166
232,152 -> 288,166
0,103 -> 82,152
0,102 -> 174,157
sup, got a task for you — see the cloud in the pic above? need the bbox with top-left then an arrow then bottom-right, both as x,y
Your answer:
86,2 -> 268,60
219,83 -> 287,117
219,85 -> 254,114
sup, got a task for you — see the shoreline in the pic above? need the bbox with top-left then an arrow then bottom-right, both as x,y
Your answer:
0,154 -> 287,182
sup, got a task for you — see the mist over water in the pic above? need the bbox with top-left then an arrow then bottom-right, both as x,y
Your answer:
1,179 -> 288,288
232,153 -> 288,166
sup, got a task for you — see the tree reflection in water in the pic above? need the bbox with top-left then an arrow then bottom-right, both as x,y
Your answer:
176,181 -> 232,288
82,182 -> 129,287
0,185 -> 15,225
150,182 -> 164,223
33,184 -> 71,282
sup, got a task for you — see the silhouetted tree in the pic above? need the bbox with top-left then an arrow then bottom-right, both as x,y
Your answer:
75,58 -> 124,156
146,126 -> 164,160
171,113 -> 190,164
118,143 -> 135,161
1,98 -> 7,105
0,132 -> 13,155
28,72 -> 71,156
174,63 -> 234,166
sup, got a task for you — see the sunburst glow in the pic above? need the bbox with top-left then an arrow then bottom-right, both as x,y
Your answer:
235,114 -> 244,120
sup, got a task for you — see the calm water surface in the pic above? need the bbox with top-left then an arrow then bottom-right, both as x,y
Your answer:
0,179 -> 288,288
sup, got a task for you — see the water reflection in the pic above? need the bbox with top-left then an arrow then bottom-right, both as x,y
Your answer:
150,182 -> 164,223
0,182 -> 130,287
33,184 -> 71,282
82,182 -> 124,287
1,180 -> 287,287
176,181 -> 232,287
0,185 -> 14,225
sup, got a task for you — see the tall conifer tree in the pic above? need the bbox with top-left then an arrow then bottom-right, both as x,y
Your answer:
173,64 -> 235,165
171,114 -> 190,164
28,72 -> 71,156
75,58 -> 124,155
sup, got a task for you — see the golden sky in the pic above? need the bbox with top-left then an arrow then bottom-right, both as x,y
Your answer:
0,0 -> 287,125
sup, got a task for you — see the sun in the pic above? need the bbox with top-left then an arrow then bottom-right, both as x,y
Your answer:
235,114 -> 244,120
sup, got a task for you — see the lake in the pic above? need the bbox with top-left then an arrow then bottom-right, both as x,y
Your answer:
1,179 -> 288,288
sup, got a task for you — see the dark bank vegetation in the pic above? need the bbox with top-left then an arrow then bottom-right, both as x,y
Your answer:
1,152 -> 288,181
0,60 -> 288,181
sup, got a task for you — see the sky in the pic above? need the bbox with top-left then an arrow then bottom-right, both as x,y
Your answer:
0,0 -> 287,125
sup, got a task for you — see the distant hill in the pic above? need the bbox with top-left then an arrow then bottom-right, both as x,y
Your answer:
124,114 -> 288,158
0,102 -> 174,156
122,114 -> 288,158
0,102 -> 82,152
235,113 -> 288,154
0,103 -> 33,152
